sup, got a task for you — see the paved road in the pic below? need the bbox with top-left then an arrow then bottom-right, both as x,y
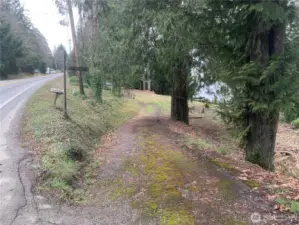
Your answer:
0,74 -> 62,225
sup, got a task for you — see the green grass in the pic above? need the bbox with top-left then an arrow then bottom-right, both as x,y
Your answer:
69,76 -> 89,88
275,198 -> 299,213
22,77 -> 140,201
184,135 -> 213,151
134,92 -> 205,115
217,146 -> 229,155
135,92 -> 171,114
146,105 -> 156,113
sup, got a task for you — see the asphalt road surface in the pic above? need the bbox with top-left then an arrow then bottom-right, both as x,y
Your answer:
0,74 -> 62,225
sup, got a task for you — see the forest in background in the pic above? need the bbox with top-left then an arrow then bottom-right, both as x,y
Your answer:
0,0 -> 53,79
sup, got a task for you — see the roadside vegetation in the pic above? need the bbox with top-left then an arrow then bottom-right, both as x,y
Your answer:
22,77 -> 140,201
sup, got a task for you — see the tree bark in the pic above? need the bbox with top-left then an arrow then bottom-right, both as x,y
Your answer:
67,0 -> 84,95
245,2 -> 286,171
171,62 -> 189,124
246,111 -> 279,171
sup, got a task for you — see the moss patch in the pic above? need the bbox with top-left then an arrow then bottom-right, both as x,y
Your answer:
243,180 -> 260,189
110,132 -> 197,224
211,159 -> 260,190
222,217 -> 249,225
217,179 -> 237,201
210,159 -> 240,175
161,209 -> 195,225
110,184 -> 137,201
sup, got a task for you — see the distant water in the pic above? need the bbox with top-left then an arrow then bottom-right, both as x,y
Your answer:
196,82 -> 226,102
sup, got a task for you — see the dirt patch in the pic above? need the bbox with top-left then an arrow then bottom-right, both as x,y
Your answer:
275,123 -> 299,177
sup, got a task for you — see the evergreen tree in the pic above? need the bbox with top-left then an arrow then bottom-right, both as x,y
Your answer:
53,44 -> 67,71
198,0 -> 299,170
0,21 -> 23,79
0,0 -> 52,76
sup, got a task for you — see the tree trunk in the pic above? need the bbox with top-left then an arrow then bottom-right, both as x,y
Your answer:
246,111 -> 279,171
245,3 -> 286,171
79,6 -> 89,85
67,0 -> 84,95
171,62 -> 189,124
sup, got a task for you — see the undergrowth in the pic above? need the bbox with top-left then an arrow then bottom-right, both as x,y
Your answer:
22,77 -> 140,202
291,118 -> 299,129
275,198 -> 299,213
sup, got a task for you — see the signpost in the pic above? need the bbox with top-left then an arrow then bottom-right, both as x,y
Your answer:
57,51 -> 89,119
63,50 -> 68,118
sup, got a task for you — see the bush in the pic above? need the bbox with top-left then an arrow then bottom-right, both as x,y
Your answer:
69,76 -> 79,85
283,103 -> 299,123
291,118 -> 299,129
83,82 -> 89,89
70,76 -> 89,89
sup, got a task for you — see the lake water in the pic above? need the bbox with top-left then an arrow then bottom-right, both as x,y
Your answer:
196,82 -> 225,102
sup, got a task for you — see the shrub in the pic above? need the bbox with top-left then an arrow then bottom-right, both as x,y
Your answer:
217,146 -> 228,155
283,103 -> 299,123
83,82 -> 89,89
69,76 -> 79,85
291,118 -> 299,129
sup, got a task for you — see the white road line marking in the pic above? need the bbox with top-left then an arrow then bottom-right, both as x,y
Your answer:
0,81 -> 40,110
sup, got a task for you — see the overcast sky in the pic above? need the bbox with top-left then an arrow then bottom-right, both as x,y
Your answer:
21,0 -> 78,53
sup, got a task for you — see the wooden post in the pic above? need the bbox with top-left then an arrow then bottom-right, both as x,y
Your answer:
64,50 -> 68,118
54,93 -> 59,106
